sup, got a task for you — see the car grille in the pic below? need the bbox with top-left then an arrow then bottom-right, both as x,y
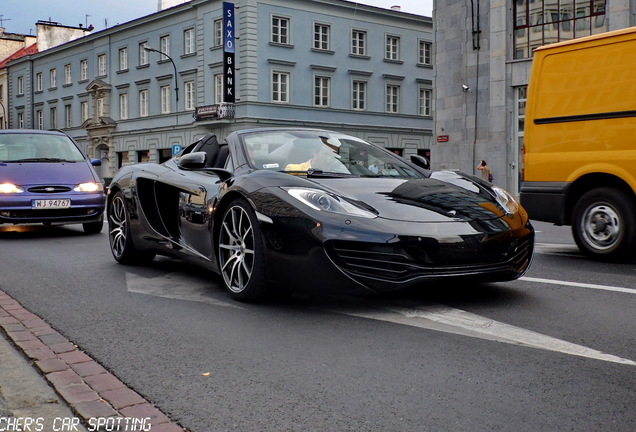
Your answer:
325,235 -> 533,283
28,186 -> 73,193
1,208 -> 100,220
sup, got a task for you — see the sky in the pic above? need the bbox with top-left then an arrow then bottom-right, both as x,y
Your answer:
1,0 -> 433,36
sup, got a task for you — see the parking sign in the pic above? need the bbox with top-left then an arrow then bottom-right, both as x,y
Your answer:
172,144 -> 183,155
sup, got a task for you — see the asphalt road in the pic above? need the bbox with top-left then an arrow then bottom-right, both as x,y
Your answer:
0,221 -> 634,432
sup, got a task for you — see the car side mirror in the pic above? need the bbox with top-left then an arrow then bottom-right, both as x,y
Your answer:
178,151 -> 207,169
90,158 -> 102,166
410,154 -> 430,169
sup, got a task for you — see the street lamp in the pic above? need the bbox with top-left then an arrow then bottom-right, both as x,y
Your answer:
144,46 -> 179,112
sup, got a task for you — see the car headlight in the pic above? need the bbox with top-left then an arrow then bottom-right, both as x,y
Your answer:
74,182 -> 104,192
493,186 -> 520,216
0,183 -> 24,193
283,187 -> 377,219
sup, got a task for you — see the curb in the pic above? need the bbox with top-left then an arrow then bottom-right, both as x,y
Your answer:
0,289 -> 186,432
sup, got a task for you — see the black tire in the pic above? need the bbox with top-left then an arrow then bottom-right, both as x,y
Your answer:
571,187 -> 636,262
83,219 -> 103,234
108,191 -> 156,265
218,199 -> 268,302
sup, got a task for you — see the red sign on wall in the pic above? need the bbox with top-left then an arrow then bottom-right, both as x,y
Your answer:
437,135 -> 449,143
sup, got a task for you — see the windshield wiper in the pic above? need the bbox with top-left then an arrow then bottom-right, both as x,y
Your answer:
11,158 -> 74,163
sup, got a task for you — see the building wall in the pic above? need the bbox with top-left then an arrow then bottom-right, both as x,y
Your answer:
432,0 -> 635,194
7,0 -> 433,181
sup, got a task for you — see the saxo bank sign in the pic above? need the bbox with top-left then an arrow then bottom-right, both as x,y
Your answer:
223,2 -> 235,103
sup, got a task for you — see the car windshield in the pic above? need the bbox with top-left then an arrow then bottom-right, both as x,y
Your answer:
241,130 -> 423,179
0,133 -> 86,162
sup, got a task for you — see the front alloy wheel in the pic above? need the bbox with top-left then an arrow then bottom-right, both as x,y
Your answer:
108,191 -> 155,264
218,199 -> 267,301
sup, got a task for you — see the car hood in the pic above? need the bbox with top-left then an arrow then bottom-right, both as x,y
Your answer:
308,172 -> 506,223
0,161 -> 98,185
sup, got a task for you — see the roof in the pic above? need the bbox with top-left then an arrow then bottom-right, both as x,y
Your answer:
0,43 -> 38,68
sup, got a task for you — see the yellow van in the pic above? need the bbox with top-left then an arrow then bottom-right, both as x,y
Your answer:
520,26 -> 636,261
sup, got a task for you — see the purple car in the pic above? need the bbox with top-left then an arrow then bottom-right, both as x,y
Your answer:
0,129 -> 106,233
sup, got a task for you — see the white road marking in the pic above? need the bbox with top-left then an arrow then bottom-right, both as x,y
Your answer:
521,276 -> 635,294
125,271 -> 243,309
329,302 -> 636,366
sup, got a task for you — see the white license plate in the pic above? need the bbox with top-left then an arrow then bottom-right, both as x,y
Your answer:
32,199 -> 71,209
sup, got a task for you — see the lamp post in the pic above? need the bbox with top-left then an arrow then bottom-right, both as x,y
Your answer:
144,46 -> 179,112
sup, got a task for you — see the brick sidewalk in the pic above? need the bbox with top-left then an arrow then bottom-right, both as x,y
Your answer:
0,288 -> 186,432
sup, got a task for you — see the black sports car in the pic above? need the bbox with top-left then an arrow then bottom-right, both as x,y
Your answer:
107,128 -> 534,301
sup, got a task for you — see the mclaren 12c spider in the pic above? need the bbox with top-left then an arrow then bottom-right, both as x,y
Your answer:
107,128 -> 534,301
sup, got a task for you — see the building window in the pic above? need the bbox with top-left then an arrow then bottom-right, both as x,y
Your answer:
50,69 -> 57,89
385,35 -> 400,61
386,84 -> 400,113
17,112 -> 24,128
272,71 -> 289,103
214,74 -> 223,104
314,23 -> 330,51
97,54 -> 107,76
184,28 -> 195,55
161,85 -> 171,114
272,16 -> 289,44
314,76 -> 330,107
50,107 -> 57,129
81,101 -> 89,122
139,90 -> 149,117
119,93 -> 128,120
36,110 -> 43,129
35,73 -> 43,92
119,47 -> 128,71
64,64 -> 72,85
80,59 -> 88,81
352,80 -> 367,111
184,80 -> 195,110
214,19 -> 223,47
96,98 -> 104,118
513,0 -> 607,59
139,42 -> 149,66
419,88 -> 432,116
419,41 -> 432,65
17,76 -> 24,95
65,105 -> 72,128
351,29 -> 366,56
160,35 -> 170,60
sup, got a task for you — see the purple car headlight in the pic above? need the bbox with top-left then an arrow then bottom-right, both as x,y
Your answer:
0,183 -> 24,194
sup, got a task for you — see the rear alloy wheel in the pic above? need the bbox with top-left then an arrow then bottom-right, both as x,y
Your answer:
108,191 -> 155,265
572,187 -> 636,262
218,199 -> 267,301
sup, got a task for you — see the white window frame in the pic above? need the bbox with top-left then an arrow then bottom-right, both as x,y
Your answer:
17,112 -> 24,128
50,68 -> 57,88
81,101 -> 89,122
272,71 -> 289,104
80,59 -> 88,81
271,16 -> 290,44
214,74 -> 223,104
314,75 -> 330,107
139,42 -> 149,66
64,64 -> 72,85
161,85 -> 171,114
386,84 -> 400,113
35,73 -> 43,92
36,110 -> 43,129
314,23 -> 330,50
139,90 -> 149,117
352,80 -> 367,111
419,87 -> 432,116
119,93 -> 128,120
160,35 -> 171,60
50,107 -> 57,129
184,80 -> 195,110
65,104 -> 72,128
184,28 -> 195,55
351,29 -> 366,56
119,47 -> 128,71
97,54 -> 107,76
385,35 -> 400,61
214,19 -> 223,47
419,41 -> 432,65
17,76 -> 24,95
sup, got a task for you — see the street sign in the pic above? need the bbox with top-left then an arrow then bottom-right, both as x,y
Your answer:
172,144 -> 183,155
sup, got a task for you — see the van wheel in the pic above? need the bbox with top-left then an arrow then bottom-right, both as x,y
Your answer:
572,187 -> 636,262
